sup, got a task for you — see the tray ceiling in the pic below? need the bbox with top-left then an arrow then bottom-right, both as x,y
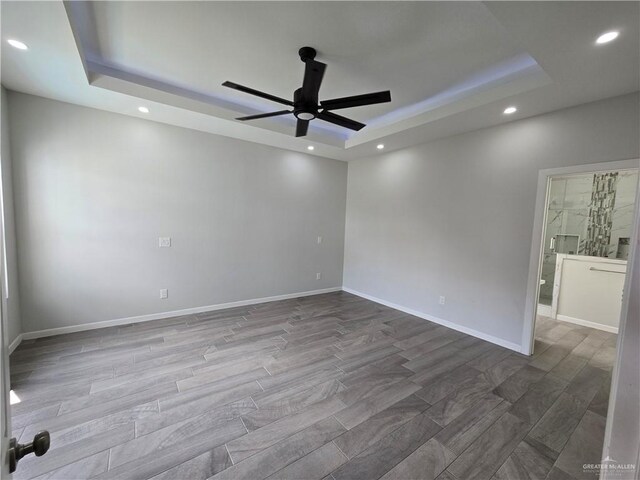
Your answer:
2,1 -> 638,160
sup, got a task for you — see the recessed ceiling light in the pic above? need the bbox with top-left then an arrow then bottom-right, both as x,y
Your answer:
503,106 -> 517,115
138,106 -> 149,113
307,145 -> 314,151
7,39 -> 28,50
596,31 -> 619,44
377,144 -> 385,150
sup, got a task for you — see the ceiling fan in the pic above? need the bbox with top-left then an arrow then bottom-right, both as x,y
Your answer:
222,47 -> 391,137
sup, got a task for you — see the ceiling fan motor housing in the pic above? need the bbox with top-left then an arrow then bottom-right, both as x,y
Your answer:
298,46 -> 317,62
223,45 -> 390,137
293,88 -> 317,120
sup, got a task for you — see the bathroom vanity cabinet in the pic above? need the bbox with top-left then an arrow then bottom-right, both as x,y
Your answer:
551,254 -> 626,333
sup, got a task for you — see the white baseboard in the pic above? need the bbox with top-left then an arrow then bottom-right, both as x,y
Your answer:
17,285 -> 534,352
8,333 -> 23,354
342,287 -> 523,353
537,304 -> 552,317
556,314 -> 619,334
21,287 -> 342,341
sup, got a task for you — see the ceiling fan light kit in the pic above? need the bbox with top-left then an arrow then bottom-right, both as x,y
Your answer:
223,47 -> 392,137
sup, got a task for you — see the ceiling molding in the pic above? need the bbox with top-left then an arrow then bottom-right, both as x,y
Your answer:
62,1 -> 551,153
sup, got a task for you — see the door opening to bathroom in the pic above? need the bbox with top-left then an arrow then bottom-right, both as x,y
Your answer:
531,165 -> 637,357
519,159 -> 639,479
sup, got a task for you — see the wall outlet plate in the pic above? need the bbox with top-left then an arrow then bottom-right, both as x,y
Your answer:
439,296 -> 446,305
159,237 -> 171,248
160,289 -> 168,299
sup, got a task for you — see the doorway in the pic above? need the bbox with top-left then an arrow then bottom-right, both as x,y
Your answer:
537,169 -> 637,333
523,159 -> 640,355
519,158 -> 640,478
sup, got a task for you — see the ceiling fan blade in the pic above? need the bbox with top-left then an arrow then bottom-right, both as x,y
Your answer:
223,81 -> 294,106
301,60 -> 326,103
320,90 -> 391,111
296,119 -> 309,137
317,111 -> 366,131
236,110 -> 292,121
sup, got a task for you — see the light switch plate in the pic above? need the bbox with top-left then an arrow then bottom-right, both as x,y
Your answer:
159,237 -> 171,248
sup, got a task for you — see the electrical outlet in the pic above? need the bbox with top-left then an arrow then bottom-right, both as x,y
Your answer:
159,237 -> 171,248
317,236 -> 323,244
316,272 -> 322,280
439,296 -> 446,305
160,289 -> 168,299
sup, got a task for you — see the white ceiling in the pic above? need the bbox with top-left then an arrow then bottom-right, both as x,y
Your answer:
1,1 -> 638,161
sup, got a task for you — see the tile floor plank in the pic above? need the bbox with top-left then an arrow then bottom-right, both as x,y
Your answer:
378,438 -> 456,480
333,380 -> 420,429
333,395 -> 429,459
265,441 -> 348,480
447,412 -> 530,480
210,417 -> 346,480
527,393 -> 590,454
148,445 -> 232,480
226,396 -> 346,464
425,374 -> 495,426
491,440 -> 554,480
434,394 -> 510,455
331,412 -> 441,480
554,410 -> 607,480
508,375 -> 567,425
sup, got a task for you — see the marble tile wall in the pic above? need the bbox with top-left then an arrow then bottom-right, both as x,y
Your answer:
610,171 -> 638,258
584,172 -> 619,257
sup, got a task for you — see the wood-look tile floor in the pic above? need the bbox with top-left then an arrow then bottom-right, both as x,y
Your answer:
9,292 -> 616,480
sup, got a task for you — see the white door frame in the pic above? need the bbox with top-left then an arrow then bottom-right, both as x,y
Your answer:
0,187 -> 10,479
521,158 -> 640,356
600,171 -> 640,478
0,268 -> 9,480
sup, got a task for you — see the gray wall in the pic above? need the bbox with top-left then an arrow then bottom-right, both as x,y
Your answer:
1,86 -> 21,345
8,92 -> 347,333
344,92 -> 640,348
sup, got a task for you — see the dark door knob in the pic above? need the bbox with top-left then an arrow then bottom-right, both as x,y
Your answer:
9,431 -> 50,473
